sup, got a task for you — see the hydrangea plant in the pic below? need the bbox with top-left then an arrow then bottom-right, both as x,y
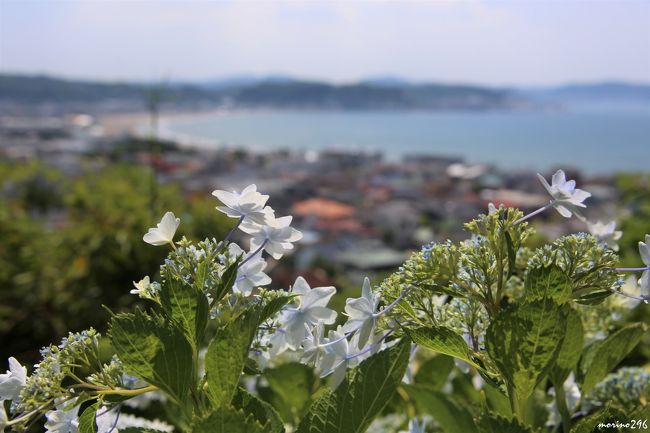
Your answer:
1,171 -> 648,433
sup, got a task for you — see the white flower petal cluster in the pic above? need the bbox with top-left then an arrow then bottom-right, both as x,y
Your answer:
247,215 -> 303,260
537,170 -> 591,219
613,276 -> 643,310
0,357 -> 27,402
587,220 -> 622,251
273,277 -> 337,352
96,406 -> 120,433
318,328 -> 351,390
301,322 -> 326,366
228,244 -> 271,296
212,184 -> 271,225
341,278 -> 380,348
639,234 -> 650,297
130,276 -> 161,301
45,399 -> 80,433
116,413 -> 174,432
143,212 -> 180,246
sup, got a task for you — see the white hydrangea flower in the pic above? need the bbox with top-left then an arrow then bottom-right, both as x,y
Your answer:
212,184 -> 271,225
587,220 -> 622,251
228,243 -> 271,296
537,170 -> 591,219
45,399 -> 80,433
301,322 -> 326,365
116,413 -> 173,432
275,277 -> 337,351
341,278 -> 380,348
638,234 -> 650,297
318,328 -> 350,390
130,276 -> 161,301
143,212 -> 180,246
96,406 -> 120,433
248,215 -> 303,260
613,276 -> 643,310
0,357 -> 27,402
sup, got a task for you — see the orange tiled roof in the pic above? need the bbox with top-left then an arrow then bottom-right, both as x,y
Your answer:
292,198 -> 356,220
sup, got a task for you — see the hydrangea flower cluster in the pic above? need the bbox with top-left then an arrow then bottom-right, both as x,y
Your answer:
2,178 -> 650,433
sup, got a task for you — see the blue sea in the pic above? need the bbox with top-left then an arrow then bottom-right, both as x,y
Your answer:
163,108 -> 650,174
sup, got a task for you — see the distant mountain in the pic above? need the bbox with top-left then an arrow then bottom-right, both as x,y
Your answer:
231,80 -> 522,110
0,74 -> 214,104
520,81 -> 650,103
548,82 -> 650,100
0,73 -> 532,114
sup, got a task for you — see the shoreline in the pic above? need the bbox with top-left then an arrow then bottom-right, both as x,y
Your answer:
95,108 -> 650,175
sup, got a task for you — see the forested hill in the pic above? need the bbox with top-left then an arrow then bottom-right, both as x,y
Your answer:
0,74 -> 526,112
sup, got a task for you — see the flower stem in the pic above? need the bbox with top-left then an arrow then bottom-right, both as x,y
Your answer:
613,266 -> 650,272
345,330 -> 393,361
610,288 -> 649,303
373,286 -> 412,318
239,239 -> 268,267
216,216 -> 245,254
514,202 -> 554,225
94,385 -> 157,397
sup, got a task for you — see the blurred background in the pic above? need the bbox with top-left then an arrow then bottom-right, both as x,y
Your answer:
0,0 -> 649,365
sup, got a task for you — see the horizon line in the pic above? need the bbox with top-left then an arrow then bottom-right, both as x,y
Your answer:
2,69 -> 650,90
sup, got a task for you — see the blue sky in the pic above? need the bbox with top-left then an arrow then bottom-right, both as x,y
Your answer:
0,0 -> 649,86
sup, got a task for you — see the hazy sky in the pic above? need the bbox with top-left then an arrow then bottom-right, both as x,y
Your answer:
1,0 -> 649,86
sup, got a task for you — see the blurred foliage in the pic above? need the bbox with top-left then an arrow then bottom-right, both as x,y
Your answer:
0,161 -> 232,363
616,173 -> 650,267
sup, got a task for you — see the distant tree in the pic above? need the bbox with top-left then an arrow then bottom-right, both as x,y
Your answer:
0,162 -> 232,363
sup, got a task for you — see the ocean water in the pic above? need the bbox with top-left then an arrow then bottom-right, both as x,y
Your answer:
163,109 -> 650,174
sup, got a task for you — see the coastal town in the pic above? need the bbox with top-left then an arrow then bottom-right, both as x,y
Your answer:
0,112 -> 621,289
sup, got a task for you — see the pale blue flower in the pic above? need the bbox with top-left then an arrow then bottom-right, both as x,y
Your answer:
537,170 -> 591,219
212,184 -> 271,225
341,277 -> 380,348
143,212 -> 180,246
0,357 -> 26,402
45,399 -> 80,433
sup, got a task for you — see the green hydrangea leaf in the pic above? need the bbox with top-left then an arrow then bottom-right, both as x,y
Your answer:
579,323 -> 646,395
569,405 -> 626,433
406,326 -> 482,370
160,273 -> 208,348
109,309 -> 193,403
212,258 -> 240,305
192,408 -> 267,433
296,339 -> 410,433
205,295 -> 291,407
232,388 -> 285,433
475,412 -> 534,433
413,354 -> 454,390
78,402 -> 100,433
550,307 -> 584,385
486,298 -> 569,401
264,362 -> 316,425
524,263 -> 573,303
405,384 -> 478,433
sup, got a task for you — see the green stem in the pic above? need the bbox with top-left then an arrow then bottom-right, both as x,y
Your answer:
94,384 -> 157,396
553,380 -> 572,433
507,383 -> 525,422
